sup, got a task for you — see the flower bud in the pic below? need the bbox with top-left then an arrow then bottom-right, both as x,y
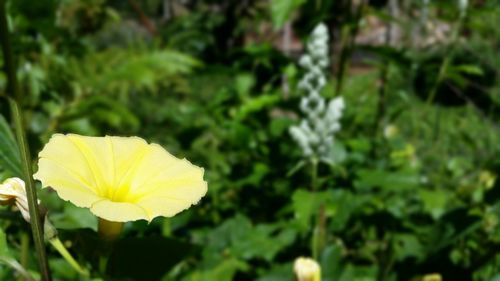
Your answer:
0,178 -> 33,222
294,257 -> 321,281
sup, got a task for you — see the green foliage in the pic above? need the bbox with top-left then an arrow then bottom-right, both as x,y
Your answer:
67,48 -> 199,97
1,0 -> 500,281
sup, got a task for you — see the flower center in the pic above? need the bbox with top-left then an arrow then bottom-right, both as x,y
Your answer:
103,185 -> 134,203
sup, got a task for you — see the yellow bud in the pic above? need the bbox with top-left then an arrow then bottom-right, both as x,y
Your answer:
294,257 -> 321,281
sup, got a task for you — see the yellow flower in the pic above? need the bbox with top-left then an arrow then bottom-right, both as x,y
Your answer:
293,257 -> 321,281
34,134 -> 207,223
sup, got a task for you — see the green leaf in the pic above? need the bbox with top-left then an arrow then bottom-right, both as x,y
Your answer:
321,244 -> 343,280
0,115 -> 22,178
354,169 -> 420,192
419,189 -> 450,219
183,258 -> 248,281
269,117 -> 294,137
292,189 -> 330,233
293,189 -> 365,233
206,215 -> 295,262
270,0 -> 306,29
235,74 -> 255,97
50,203 -> 97,231
453,64 -> 484,76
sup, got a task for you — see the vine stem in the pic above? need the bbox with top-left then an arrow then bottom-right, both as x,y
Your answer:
0,0 -> 52,280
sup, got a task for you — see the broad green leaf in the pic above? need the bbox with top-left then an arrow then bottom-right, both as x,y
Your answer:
50,203 -> 97,231
0,115 -> 22,178
292,189 -> 330,233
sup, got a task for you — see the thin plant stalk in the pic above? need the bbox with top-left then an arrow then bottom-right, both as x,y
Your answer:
425,17 -> 463,105
309,158 -> 326,260
8,99 -> 52,281
311,158 -> 319,191
20,232 -> 29,281
0,0 -> 52,280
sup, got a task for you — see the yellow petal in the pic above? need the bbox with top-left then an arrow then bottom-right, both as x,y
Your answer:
90,200 -> 149,222
35,134 -> 207,222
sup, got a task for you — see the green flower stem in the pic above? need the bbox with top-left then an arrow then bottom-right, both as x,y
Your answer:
98,218 -> 124,241
1,1 -> 52,279
49,238 -> 89,276
43,217 -> 88,276
311,158 -> 318,191
96,219 -> 123,275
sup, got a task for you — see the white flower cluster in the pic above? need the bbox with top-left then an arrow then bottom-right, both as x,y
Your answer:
297,23 -> 329,96
290,23 -> 345,164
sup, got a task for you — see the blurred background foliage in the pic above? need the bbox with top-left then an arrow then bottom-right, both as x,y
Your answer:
0,0 -> 500,280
